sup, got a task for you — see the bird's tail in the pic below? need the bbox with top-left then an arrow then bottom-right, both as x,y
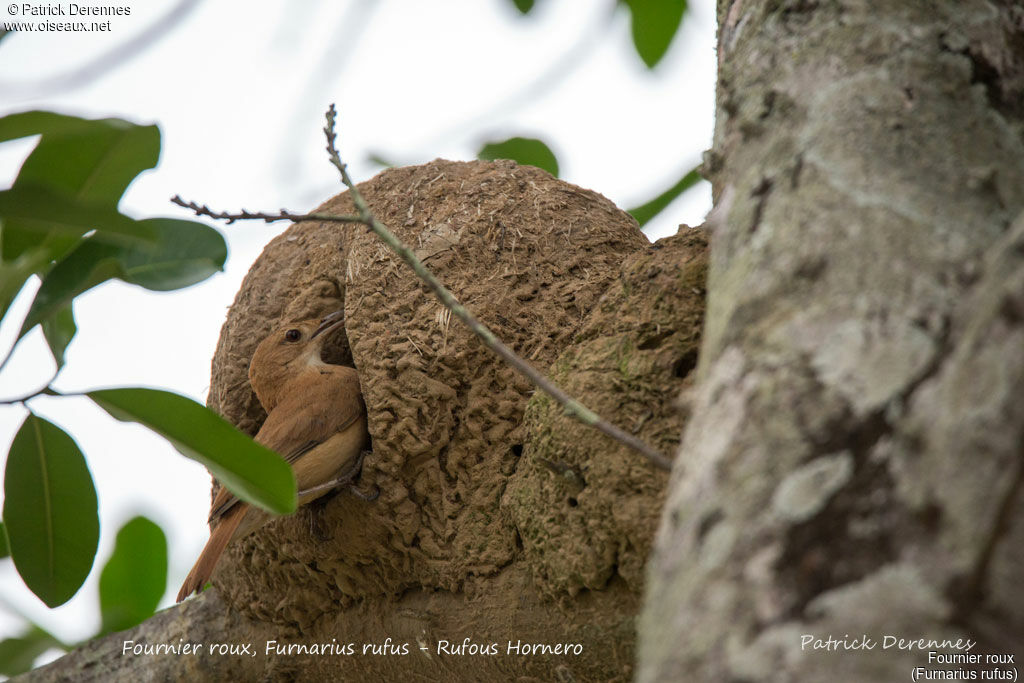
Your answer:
176,505 -> 246,602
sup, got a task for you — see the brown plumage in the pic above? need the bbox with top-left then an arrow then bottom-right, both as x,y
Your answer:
176,312 -> 369,602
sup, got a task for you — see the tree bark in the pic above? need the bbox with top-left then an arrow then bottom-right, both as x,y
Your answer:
26,568 -> 634,683
639,1 -> 1024,681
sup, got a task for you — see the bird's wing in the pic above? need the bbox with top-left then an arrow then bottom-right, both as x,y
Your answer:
208,366 -> 365,524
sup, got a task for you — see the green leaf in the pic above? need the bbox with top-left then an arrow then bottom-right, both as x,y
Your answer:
114,218 -> 226,291
88,388 -> 297,515
99,516 -> 167,634
13,120 -> 159,206
0,520 -> 9,558
621,0 -> 686,68
0,110 -> 106,145
478,137 -> 559,177
20,218 -> 226,336
3,413 -> 99,608
627,163 -> 704,227
1,112 -> 160,261
0,627 -> 62,677
0,185 -> 157,247
40,304 -> 77,369
511,0 -> 535,13
0,111 -> 160,322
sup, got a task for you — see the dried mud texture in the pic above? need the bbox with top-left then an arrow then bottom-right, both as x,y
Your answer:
504,228 -> 707,597
207,159 -> 653,641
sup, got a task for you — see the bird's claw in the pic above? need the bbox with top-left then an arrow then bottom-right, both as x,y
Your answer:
347,483 -> 379,501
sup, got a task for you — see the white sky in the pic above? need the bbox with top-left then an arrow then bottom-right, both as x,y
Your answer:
0,0 -> 715,657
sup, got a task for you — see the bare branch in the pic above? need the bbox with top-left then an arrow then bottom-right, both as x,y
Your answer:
170,196 -> 362,226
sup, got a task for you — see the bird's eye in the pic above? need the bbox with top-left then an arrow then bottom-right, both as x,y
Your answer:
285,329 -> 301,342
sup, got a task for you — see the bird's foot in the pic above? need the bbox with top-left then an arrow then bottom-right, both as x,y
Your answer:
347,483 -> 379,501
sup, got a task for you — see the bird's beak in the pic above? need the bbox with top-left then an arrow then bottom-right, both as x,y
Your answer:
311,310 -> 345,340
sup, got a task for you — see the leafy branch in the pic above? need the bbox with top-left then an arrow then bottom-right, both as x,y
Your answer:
0,111 -> 298,644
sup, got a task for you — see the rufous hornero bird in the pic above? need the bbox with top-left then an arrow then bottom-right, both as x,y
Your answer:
176,311 -> 370,601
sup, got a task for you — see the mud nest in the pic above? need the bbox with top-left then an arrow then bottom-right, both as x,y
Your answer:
202,159 -> 706,679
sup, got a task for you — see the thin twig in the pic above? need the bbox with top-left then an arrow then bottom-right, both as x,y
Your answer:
170,197 -> 363,225
321,105 -> 671,470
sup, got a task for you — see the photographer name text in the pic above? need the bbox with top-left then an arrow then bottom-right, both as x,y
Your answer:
801,633 -> 977,653
9,4 -> 130,16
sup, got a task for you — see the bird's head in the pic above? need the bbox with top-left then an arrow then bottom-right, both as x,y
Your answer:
248,311 -> 347,411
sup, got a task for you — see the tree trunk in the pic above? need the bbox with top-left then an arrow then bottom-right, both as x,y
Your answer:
638,1 -> 1024,681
